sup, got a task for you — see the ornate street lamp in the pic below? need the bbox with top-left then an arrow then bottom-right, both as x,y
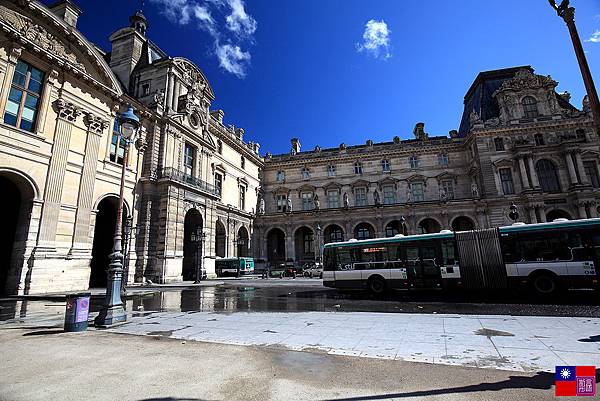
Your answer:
509,203 -> 520,223
95,105 -> 140,327
191,226 -> 206,283
549,0 -> 600,134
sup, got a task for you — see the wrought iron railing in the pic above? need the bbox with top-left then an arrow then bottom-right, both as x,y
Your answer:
157,167 -> 221,197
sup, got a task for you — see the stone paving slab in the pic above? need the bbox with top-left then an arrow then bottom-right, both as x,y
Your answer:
109,311 -> 600,373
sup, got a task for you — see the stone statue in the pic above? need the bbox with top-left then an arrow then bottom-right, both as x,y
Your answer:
469,110 -> 482,126
343,192 -> 349,208
258,197 -> 265,215
314,194 -> 320,210
583,95 -> 591,113
439,187 -> 447,202
286,197 -> 292,213
406,187 -> 412,203
373,189 -> 381,206
471,182 -> 480,198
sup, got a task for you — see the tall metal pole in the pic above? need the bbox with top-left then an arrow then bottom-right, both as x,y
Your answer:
550,0 -> 600,134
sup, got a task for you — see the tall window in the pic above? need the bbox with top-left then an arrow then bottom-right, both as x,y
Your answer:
276,170 -> 285,183
438,154 -> 449,167
328,164 -> 336,177
522,96 -> 538,118
4,60 -> 44,132
142,83 -> 150,96
301,192 -> 313,211
584,161 -> 600,188
441,180 -> 454,200
240,155 -> 245,169
354,161 -> 363,175
276,194 -> 287,212
301,167 -> 310,179
382,185 -> 395,204
109,120 -> 126,164
327,226 -> 343,243
303,230 -> 314,253
411,183 -> 424,202
327,190 -> 339,208
214,173 -> 223,195
536,159 -> 560,193
534,134 -> 544,146
184,143 -> 195,177
239,186 -> 246,209
381,159 -> 391,172
356,224 -> 372,240
354,187 -> 367,206
499,168 -> 515,195
217,140 -> 223,155
494,137 -> 504,151
409,156 -> 419,169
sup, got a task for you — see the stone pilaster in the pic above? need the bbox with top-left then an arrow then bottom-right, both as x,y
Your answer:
70,113 -> 109,252
37,99 -> 81,248
564,151 -> 579,186
517,157 -> 531,190
526,157 -> 540,189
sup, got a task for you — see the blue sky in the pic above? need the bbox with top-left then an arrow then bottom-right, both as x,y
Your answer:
66,0 -> 600,154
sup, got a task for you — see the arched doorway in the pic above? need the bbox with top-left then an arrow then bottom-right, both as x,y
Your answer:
546,209 -> 571,222
418,218 -> 441,234
267,228 -> 285,266
237,226 -> 249,257
354,222 -> 375,240
215,220 -> 226,258
0,173 -> 35,295
385,220 -> 404,237
451,216 -> 475,232
324,224 -> 344,244
294,226 -> 315,265
90,196 -> 126,288
183,209 -> 203,281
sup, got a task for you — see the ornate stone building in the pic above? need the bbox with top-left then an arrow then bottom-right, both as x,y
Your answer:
254,66 -> 599,267
0,0 -> 261,294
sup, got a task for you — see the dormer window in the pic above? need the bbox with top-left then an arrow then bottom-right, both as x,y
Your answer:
301,167 -> 310,180
381,159 -> 391,172
409,156 -> 419,169
276,170 -> 285,183
354,161 -> 363,175
522,96 -> 538,118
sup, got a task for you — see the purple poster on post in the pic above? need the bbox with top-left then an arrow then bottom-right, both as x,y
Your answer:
75,297 -> 89,323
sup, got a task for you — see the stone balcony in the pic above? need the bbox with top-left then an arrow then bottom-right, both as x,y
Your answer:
156,167 -> 221,198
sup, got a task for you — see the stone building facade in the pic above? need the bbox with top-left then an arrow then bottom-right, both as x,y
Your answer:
0,0 -> 261,295
254,66 -> 600,267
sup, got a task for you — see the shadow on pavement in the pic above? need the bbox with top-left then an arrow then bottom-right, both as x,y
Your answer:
22,329 -> 64,336
138,398 -> 214,401
321,370 -> 600,401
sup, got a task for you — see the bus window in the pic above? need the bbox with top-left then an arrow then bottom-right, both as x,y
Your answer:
405,246 -> 419,278
441,240 -> 457,265
361,246 -> 386,263
387,244 -> 401,262
571,247 -> 593,262
420,245 -> 438,277
500,237 -> 517,263
323,248 -> 335,271
337,247 -> 352,269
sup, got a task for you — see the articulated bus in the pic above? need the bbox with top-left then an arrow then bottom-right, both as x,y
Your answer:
215,257 -> 255,277
322,218 -> 600,295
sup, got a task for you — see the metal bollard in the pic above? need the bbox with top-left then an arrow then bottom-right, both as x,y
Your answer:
64,292 -> 91,332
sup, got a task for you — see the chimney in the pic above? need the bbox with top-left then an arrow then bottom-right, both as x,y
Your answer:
49,0 -> 81,28
291,138 -> 301,155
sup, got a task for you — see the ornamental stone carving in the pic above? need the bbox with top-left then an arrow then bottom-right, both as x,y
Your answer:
84,113 -> 108,135
54,99 -> 81,122
496,69 -> 557,93
0,5 -> 86,72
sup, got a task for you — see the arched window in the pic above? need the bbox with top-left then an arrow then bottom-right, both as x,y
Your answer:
536,159 -> 560,193
355,223 -> 374,240
325,225 -> 344,243
522,96 -> 538,118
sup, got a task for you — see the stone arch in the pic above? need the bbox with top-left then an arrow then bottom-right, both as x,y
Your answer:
294,226 -> 315,265
384,220 -> 405,237
323,224 -> 344,244
94,193 -> 131,219
0,169 -> 37,295
266,228 -> 285,266
417,218 -> 441,234
353,222 -> 375,240
215,219 -> 226,258
183,209 -> 203,281
546,209 -> 572,222
451,216 -> 476,232
237,225 -> 249,257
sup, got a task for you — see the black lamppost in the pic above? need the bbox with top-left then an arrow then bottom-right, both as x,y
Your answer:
315,224 -> 322,264
509,203 -> 520,223
191,226 -> 206,283
549,0 -> 600,134
95,105 -> 140,327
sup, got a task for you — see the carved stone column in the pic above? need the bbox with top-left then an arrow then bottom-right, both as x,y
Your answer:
70,113 -> 109,252
574,151 -> 590,185
527,206 -> 538,224
536,205 -> 547,223
166,71 -> 174,112
518,157 -> 531,190
527,157 -> 540,188
565,151 -> 579,185
37,99 -> 81,247
172,79 -> 181,112
285,224 -> 295,263
35,69 -> 59,136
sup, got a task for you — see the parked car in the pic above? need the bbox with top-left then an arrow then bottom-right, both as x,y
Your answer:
302,263 -> 323,278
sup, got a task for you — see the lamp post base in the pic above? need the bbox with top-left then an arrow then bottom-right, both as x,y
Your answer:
94,252 -> 127,328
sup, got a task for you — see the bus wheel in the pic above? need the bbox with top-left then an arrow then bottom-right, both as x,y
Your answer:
368,276 -> 386,295
531,273 -> 558,296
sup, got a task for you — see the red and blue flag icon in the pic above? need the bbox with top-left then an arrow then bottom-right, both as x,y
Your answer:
555,366 -> 596,397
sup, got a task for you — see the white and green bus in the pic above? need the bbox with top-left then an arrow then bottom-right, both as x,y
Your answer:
215,257 -> 255,277
322,218 -> 600,295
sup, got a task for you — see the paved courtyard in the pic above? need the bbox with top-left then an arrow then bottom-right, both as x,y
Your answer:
110,310 -> 600,373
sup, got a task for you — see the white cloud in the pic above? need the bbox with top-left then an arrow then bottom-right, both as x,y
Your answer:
216,43 -> 251,77
356,19 -> 392,60
585,30 -> 600,43
150,0 -> 256,78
